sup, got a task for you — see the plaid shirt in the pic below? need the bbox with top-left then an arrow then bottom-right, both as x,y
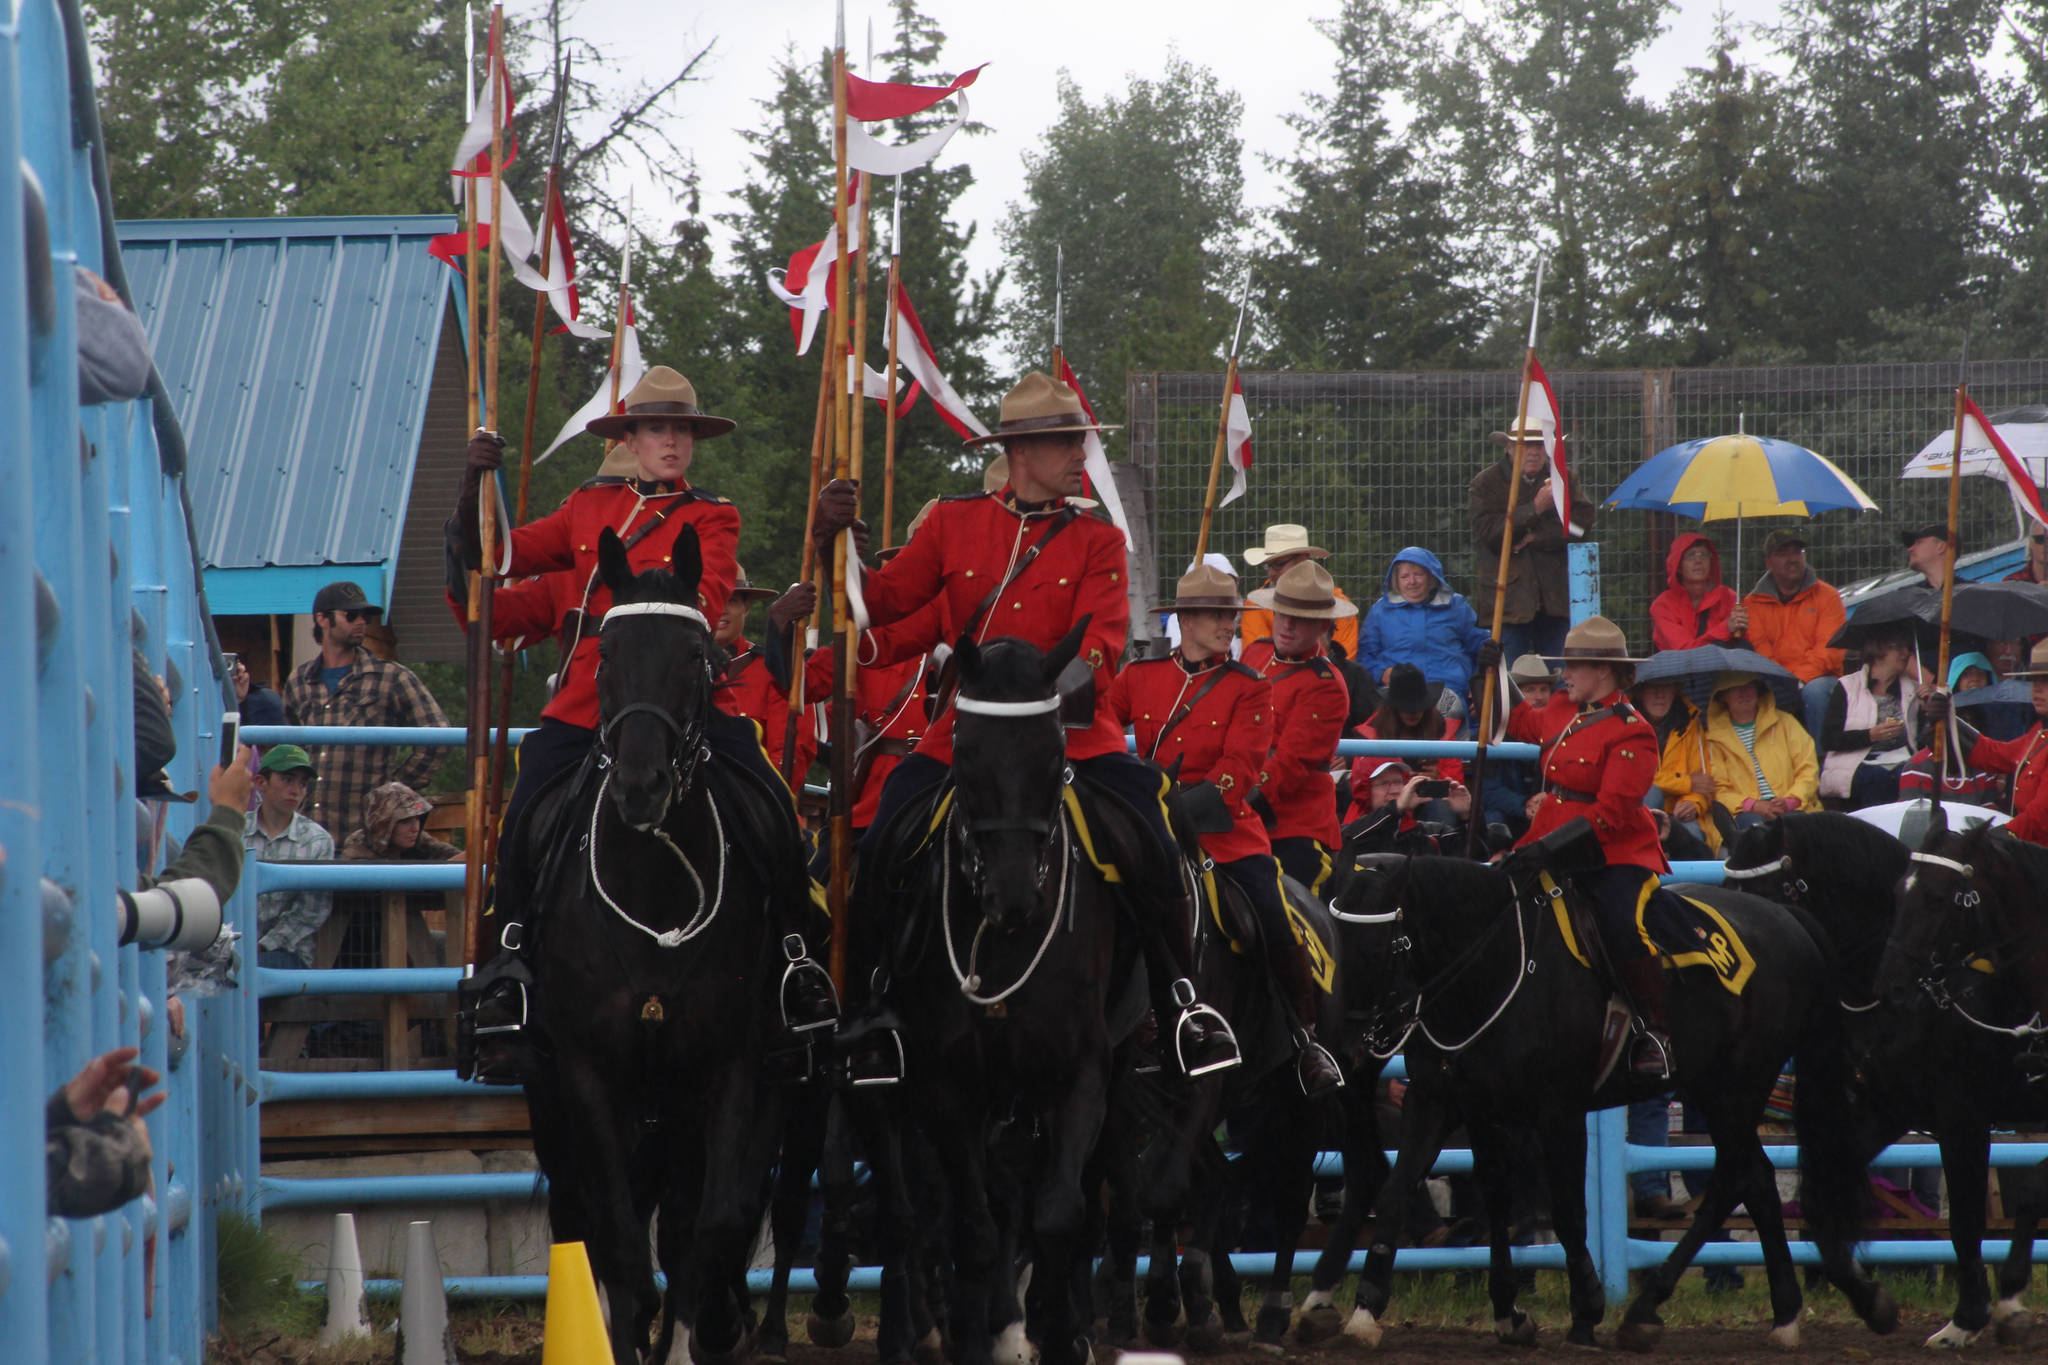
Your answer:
244,808 -> 336,968
282,647 -> 448,843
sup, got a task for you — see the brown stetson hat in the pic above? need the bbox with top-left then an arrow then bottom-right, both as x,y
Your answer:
728,564 -> 777,604
1559,614 -> 1650,663
2012,639 -> 2048,680
585,366 -> 737,443
1152,563 -> 1246,615
1246,561 -> 1358,621
963,371 -> 1120,449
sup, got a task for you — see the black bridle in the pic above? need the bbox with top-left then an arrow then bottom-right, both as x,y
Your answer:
594,602 -> 715,798
1891,848 -> 2048,1038
949,691 -> 1071,898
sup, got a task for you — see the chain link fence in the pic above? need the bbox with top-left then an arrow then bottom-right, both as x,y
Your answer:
1124,361 -> 2048,646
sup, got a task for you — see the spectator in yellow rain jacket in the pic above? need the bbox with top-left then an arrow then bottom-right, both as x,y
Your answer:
1699,672 -> 1818,841
1635,677 -> 1715,854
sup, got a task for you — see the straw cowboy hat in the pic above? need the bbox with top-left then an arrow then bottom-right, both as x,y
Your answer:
728,564 -> 778,605
1152,562 -> 1248,616
963,371 -> 1118,449
1558,615 -> 1651,663
1246,561 -> 1358,620
2011,639 -> 2048,679
1242,524 -> 1330,567
1489,420 -> 1548,446
585,367 -> 737,442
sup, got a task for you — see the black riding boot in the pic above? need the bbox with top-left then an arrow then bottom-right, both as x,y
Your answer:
1276,940 -> 1344,1099
458,917 -> 540,1086
1618,955 -> 1674,1079
1145,909 -> 1239,1078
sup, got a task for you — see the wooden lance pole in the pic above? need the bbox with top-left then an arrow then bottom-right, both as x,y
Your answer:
1193,266 -> 1253,564
1930,334 -> 1972,809
881,175 -> 905,549
784,346 -> 834,779
1469,254 -> 1547,857
825,6 -> 858,995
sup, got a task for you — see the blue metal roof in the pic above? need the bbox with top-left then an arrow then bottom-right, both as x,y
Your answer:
116,215 -> 461,612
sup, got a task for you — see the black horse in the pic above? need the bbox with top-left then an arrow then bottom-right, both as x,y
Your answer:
1320,853 -> 1869,1350
1842,818 -> 2048,1346
872,622 -> 1142,1365
516,527 -> 801,1364
1118,860 -> 1350,1353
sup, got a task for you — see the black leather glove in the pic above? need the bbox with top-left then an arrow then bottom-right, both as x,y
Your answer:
453,429 -> 505,570
769,582 -> 817,633
1474,637 -> 1503,676
1918,687 -> 1950,724
813,478 -> 859,550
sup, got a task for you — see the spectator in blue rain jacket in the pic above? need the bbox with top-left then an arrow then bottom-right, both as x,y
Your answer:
1361,545 -> 1492,721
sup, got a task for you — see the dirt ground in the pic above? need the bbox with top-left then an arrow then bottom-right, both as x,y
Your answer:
207,1277 -> 2048,1363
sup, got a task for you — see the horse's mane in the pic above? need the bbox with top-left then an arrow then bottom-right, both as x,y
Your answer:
1951,821 -> 2048,886
1778,811 -> 1910,882
1402,854 -> 1512,914
611,564 -> 697,608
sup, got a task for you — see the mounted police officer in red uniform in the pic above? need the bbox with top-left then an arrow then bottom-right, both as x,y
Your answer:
812,373 -> 1240,1081
1113,564 -> 1343,1095
450,368 -> 835,1081
1240,560 -> 1355,897
1495,615 -> 1676,1076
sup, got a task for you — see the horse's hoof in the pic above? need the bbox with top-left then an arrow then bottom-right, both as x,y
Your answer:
1254,1304 -> 1292,1346
1868,1287 -> 1901,1336
1766,1321 -> 1800,1351
1993,1297 -> 2032,1344
1495,1312 -> 1539,1346
1924,1320 -> 1982,1349
1142,1309 -> 1186,1348
1187,1309 -> 1225,1354
1249,1342 -> 1284,1357
806,1309 -> 856,1349
914,1327 -> 945,1365
1614,1318 -> 1662,1353
1296,1304 -> 1344,1344
1565,1321 -> 1601,1350
1342,1308 -> 1383,1349
993,1322 -> 1039,1365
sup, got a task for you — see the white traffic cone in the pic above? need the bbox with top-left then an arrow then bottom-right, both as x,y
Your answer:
317,1211 -> 371,1344
395,1220 -> 456,1365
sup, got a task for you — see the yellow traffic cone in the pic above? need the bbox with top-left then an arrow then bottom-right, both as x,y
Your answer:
542,1241 -> 614,1364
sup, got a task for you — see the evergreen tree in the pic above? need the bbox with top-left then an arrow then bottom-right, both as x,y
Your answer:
1620,37 -> 1799,365
1259,0 -> 1482,369
1000,56 -> 1247,422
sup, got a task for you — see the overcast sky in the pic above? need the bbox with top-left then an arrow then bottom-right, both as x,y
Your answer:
567,0 -> 1787,308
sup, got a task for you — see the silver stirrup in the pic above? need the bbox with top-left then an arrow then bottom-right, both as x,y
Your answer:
1632,1027 -> 1674,1079
473,978 -> 528,1038
1172,986 -> 1242,1078
1295,1037 -> 1345,1095
779,934 -> 840,1033
848,1030 -> 907,1088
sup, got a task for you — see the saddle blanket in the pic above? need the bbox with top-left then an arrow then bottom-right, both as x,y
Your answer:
1539,871 -> 1756,996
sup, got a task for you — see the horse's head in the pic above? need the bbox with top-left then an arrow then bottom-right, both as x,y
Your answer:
1329,854 -> 1421,1032
1883,821 -> 1999,1007
593,525 -> 715,831
949,617 -> 1089,933
1722,815 -> 1799,904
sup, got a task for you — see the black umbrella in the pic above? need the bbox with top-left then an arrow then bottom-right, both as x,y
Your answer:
1633,645 -> 1802,714
1830,581 -> 2048,650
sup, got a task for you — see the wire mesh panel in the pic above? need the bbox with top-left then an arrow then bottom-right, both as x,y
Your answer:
1129,361 -> 2048,644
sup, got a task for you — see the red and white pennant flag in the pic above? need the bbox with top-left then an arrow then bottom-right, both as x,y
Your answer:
1055,355 -> 1133,547
843,64 -> 985,177
1220,372 -> 1254,507
1519,353 -> 1581,536
766,174 -> 866,356
1960,389 -> 2048,529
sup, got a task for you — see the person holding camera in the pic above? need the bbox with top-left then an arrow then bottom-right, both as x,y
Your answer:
1341,758 -> 1469,854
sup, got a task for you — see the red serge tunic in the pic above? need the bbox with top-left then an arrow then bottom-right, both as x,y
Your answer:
718,639 -> 829,780
496,478 -> 741,732
1507,689 -> 1668,873
853,489 -> 1130,765
806,595 -> 952,827
1240,639 -> 1349,849
1110,655 -> 1274,864
1968,724 -> 2048,844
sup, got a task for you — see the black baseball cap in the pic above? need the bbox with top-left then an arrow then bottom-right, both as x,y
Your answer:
1898,523 -> 1951,547
312,580 -> 381,616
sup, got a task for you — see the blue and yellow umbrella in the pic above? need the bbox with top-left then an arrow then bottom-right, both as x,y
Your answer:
1605,431 -> 1878,565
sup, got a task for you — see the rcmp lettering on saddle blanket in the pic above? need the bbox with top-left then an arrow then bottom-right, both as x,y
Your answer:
1241,560 -> 1355,889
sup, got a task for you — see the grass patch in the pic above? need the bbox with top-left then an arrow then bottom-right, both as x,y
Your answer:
215,1211 -> 323,1344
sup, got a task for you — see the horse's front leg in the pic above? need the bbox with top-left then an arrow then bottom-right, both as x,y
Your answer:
1466,1122 -> 1537,1345
1300,1066 -> 1388,1342
1350,1080 -> 1455,1348
1928,1125 -> 1994,1347
1994,1161 -> 2047,1343
689,1050 -> 775,1363
924,1086 -> 1000,1365
555,1045 -> 662,1365
1252,1099 -> 1320,1349
1027,1045 -> 1111,1365
1536,1108 -> 1605,1348
758,1088 -> 825,1363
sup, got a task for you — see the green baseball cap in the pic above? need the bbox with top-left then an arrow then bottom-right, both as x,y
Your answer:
258,744 -> 318,778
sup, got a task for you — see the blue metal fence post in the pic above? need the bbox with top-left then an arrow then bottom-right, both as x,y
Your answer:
0,8 -> 51,1360
1568,542 -> 1602,625
1590,1106 -> 1632,1302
